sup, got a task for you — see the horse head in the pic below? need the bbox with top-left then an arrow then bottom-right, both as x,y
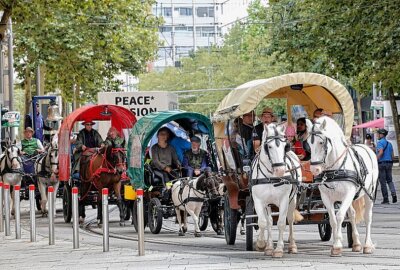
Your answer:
6,144 -> 22,170
307,116 -> 340,176
196,171 -> 221,199
105,143 -> 126,175
261,123 -> 288,177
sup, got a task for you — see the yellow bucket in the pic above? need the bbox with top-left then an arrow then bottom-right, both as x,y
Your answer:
124,185 -> 137,200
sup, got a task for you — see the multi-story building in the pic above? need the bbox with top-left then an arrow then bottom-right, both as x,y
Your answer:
153,0 -> 252,69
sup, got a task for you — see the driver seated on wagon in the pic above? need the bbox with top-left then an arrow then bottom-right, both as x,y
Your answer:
182,135 -> 211,177
102,127 -> 125,148
20,127 -> 45,174
150,127 -> 181,186
72,120 -> 103,174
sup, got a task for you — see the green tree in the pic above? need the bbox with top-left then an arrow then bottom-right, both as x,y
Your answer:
4,0 -> 160,115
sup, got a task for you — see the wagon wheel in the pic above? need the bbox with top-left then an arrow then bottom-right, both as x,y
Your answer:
224,193 -> 238,245
62,182 -> 72,223
318,214 -> 332,241
210,199 -> 223,235
148,197 -> 163,234
199,213 -> 209,231
123,200 -> 132,221
346,222 -> 353,248
132,199 -> 149,232
245,196 -> 255,251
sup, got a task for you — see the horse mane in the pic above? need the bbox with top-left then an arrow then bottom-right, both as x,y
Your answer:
315,116 -> 344,140
195,173 -> 207,191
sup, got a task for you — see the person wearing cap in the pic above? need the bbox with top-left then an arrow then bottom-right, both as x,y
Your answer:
253,107 -> 274,152
21,127 -> 45,156
24,102 -> 53,143
183,136 -> 210,177
376,128 -> 397,204
20,127 -> 45,174
72,120 -> 103,173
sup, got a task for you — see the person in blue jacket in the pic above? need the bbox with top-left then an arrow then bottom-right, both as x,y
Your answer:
376,128 -> 397,204
24,103 -> 53,143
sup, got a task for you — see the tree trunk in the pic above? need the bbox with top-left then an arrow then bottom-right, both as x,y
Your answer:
388,87 -> 400,159
24,67 -> 32,117
356,91 -> 363,142
40,65 -> 46,94
0,1 -> 16,41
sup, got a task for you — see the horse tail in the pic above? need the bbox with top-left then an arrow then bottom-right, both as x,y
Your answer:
352,197 -> 365,224
293,209 -> 303,223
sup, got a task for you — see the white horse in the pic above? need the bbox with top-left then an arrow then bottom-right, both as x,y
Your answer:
251,123 -> 303,258
307,116 -> 378,256
0,144 -> 23,215
171,172 -> 221,237
35,136 -> 59,217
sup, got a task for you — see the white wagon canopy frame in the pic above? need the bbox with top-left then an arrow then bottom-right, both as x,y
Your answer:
213,72 -> 354,139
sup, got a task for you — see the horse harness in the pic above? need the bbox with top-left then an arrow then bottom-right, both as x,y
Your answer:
310,125 -> 373,200
175,178 -> 209,208
0,145 -> 23,175
263,126 -> 291,168
36,148 -> 59,178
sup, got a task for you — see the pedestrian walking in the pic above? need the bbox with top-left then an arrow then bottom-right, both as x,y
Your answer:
376,129 -> 397,204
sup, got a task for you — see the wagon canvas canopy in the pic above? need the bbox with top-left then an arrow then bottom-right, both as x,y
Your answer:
213,72 -> 354,139
58,104 -> 136,181
127,110 -> 214,189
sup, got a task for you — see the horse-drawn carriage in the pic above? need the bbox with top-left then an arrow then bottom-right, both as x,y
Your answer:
127,110 -> 223,235
59,105 -> 136,225
212,72 -> 358,251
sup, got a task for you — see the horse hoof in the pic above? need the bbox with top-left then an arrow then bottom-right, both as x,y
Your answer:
272,250 -> 283,258
120,221 -> 125,227
264,248 -> 273,256
216,229 -> 223,235
330,247 -> 342,257
256,241 -> 266,251
240,229 -> 245,235
288,245 -> 298,254
79,217 -> 85,224
352,244 -> 362,252
179,231 -> 185,236
194,232 -> 201,237
182,227 -> 187,234
363,246 -> 374,254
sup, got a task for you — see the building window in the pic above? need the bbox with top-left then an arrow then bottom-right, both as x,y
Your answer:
196,26 -> 215,37
159,26 -> 172,32
196,7 -> 214,17
163,7 -> 172,17
174,7 -> 192,16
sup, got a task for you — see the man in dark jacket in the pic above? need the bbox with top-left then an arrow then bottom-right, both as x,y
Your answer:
183,136 -> 210,177
72,120 -> 103,172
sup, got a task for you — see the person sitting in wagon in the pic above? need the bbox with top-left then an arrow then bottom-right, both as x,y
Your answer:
72,120 -> 103,173
295,117 -> 311,161
253,107 -> 274,153
151,127 -> 181,185
102,127 -> 125,148
183,135 -> 211,177
20,127 -> 45,174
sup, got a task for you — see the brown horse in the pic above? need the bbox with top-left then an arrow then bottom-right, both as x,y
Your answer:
78,144 -> 126,226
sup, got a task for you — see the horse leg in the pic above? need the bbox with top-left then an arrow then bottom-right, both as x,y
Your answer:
38,177 -> 48,217
97,195 -> 102,226
182,210 -> 188,233
287,196 -> 298,254
347,204 -> 362,252
10,188 -> 15,216
332,193 -> 354,257
273,196 -> 289,258
79,184 -> 87,224
175,208 -> 185,236
363,195 -> 375,254
186,205 -> 201,237
253,196 -> 267,252
320,192 -> 339,256
114,181 -> 125,226
265,206 -> 274,255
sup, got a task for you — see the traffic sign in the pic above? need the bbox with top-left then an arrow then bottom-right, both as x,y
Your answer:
2,111 -> 21,127
371,100 -> 384,109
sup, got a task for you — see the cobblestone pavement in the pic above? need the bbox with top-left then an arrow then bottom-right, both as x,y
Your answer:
1,167 -> 399,269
